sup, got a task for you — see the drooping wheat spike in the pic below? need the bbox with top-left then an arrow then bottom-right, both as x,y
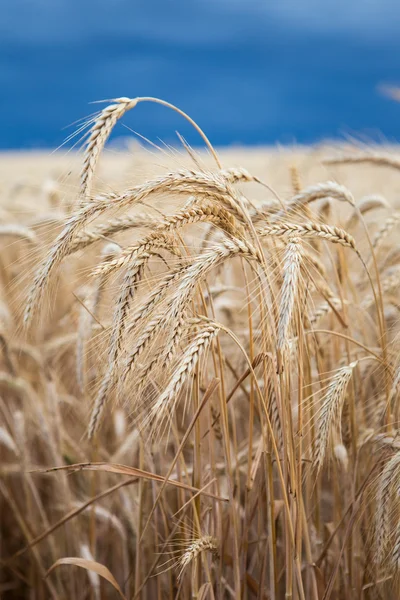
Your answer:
324,153 -> 400,172
24,169 -> 242,326
165,237 -> 260,321
122,310 -> 169,385
375,451 -> 400,565
148,322 -> 221,435
123,238 -> 259,381
178,536 -> 218,580
154,201 -> 242,238
109,237 -> 179,364
220,166 -> 253,184
87,237 -> 180,439
276,237 -> 303,373
80,97 -> 138,201
67,213 -> 158,255
92,231 -> 180,278
220,166 -> 267,188
313,362 -> 358,474
257,221 -> 357,250
274,181 -> 355,219
24,206 -> 101,327
92,204 -> 241,279
371,212 -> 400,252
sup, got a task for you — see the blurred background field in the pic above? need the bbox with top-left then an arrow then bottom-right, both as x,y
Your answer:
2,144 -> 400,209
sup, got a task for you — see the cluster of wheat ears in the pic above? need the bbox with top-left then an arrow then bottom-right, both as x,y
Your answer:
1,97 -> 400,599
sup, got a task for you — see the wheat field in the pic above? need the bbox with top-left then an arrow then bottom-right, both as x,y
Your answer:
1,98 -> 400,599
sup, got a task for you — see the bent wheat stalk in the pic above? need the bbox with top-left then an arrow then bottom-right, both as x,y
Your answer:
80,95 -> 223,201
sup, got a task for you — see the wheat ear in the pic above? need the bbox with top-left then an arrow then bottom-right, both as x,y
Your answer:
26,169 -> 238,325
178,536 -> 218,580
276,237 -> 303,373
314,362 -> 358,473
258,221 -> 356,250
122,241 -> 255,380
274,181 -> 355,219
68,213 -> 158,255
148,323 -> 220,434
80,98 -> 138,200
92,204 -> 240,278
135,315 -> 188,392
391,523 -> 400,572
87,238 -> 180,439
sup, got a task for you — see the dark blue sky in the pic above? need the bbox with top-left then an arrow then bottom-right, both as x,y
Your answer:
2,0 -> 400,149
